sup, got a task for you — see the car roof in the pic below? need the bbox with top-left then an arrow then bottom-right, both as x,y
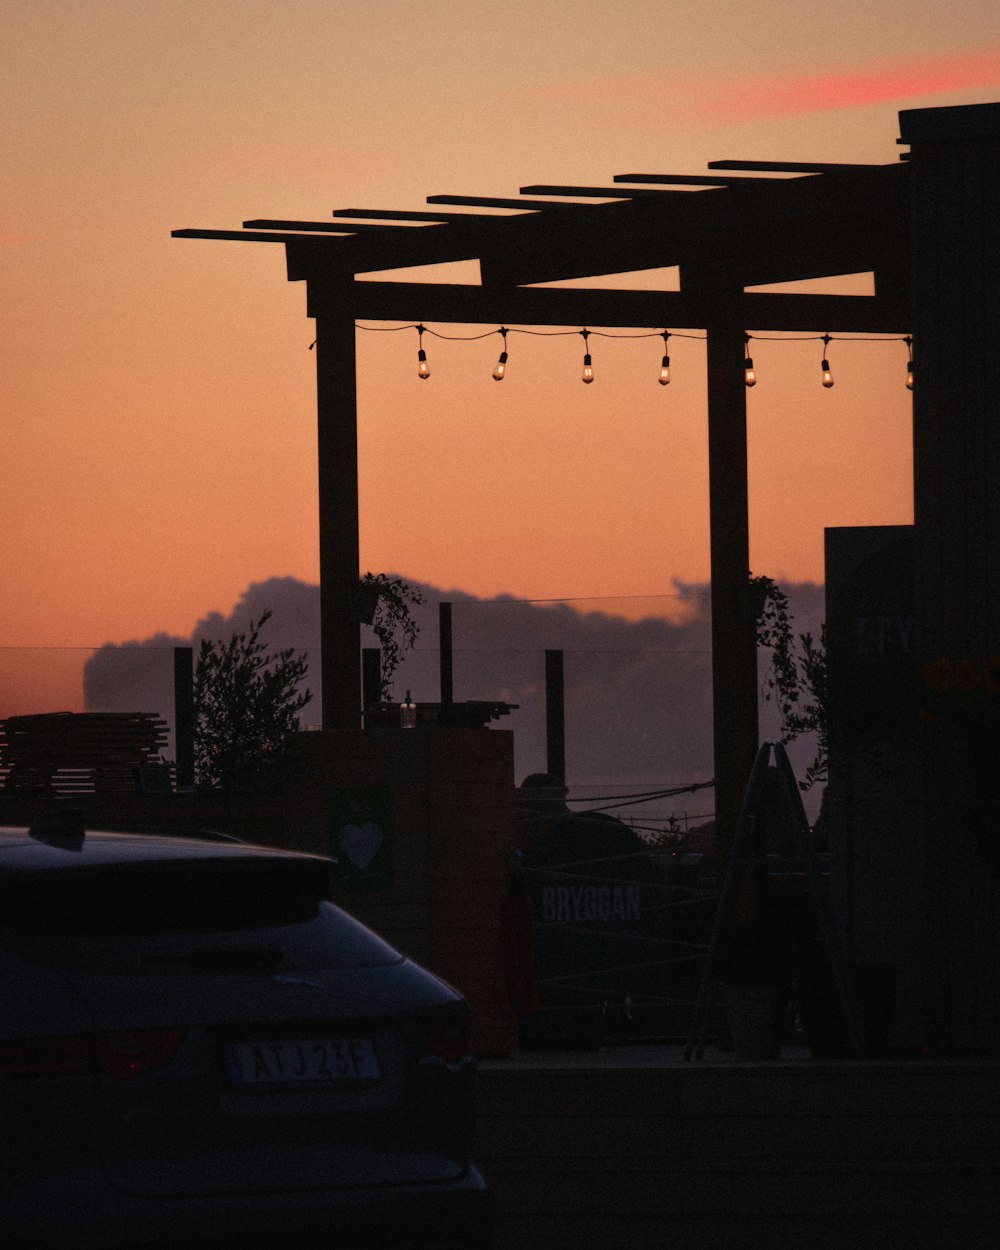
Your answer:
0,823 -> 323,874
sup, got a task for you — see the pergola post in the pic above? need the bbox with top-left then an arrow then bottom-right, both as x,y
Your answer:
706,317 -> 758,865
901,102 -> 1000,1049
312,284 -> 362,731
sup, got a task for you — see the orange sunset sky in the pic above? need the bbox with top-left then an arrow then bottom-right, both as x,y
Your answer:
3,1 -> 1000,714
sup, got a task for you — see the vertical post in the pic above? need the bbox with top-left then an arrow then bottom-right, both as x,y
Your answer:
901,102 -> 1000,1049
705,318 -> 758,868
545,649 -> 566,783
362,648 -> 382,716
173,646 -> 194,790
439,601 -> 454,711
313,288 -> 362,732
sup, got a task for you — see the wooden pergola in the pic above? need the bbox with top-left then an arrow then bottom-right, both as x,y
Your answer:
174,155 -> 912,846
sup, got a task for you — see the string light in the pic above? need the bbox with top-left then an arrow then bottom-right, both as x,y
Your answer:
744,334 -> 757,388
416,324 -> 430,380
492,328 -> 508,381
347,323 -> 914,389
581,329 -> 594,384
658,331 -> 671,386
820,334 -> 834,388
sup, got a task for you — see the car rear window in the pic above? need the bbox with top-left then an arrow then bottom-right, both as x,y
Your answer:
0,857 -> 330,935
0,856 -> 403,972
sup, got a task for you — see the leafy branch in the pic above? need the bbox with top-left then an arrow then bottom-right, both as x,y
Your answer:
751,574 -> 828,789
356,573 -> 423,699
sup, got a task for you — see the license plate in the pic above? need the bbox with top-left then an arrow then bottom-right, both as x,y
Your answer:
225,1037 -> 380,1087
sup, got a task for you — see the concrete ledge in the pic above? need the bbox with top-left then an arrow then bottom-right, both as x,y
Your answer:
475,1047 -> 1000,1249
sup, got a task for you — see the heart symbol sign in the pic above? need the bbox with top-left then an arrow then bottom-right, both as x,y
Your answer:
338,821 -> 384,870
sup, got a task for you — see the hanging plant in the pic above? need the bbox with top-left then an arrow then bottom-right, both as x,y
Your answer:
354,573 -> 423,699
751,573 -> 828,790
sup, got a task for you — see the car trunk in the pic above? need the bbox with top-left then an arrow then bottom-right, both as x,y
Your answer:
3,853 -> 474,1198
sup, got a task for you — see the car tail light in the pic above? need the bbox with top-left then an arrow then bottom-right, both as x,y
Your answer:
0,1029 -> 186,1079
423,1020 -> 470,1064
97,1029 -> 187,1078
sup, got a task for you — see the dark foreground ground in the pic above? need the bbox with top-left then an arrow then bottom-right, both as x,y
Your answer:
475,1043 -> 1000,1250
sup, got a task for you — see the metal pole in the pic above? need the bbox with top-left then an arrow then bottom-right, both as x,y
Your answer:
545,649 -> 566,783
439,601 -> 454,711
173,646 -> 194,790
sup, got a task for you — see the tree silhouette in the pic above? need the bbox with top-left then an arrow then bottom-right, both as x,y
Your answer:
193,609 -> 311,793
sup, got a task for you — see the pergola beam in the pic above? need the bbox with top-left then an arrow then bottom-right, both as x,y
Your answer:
519,183 -> 708,200
708,160 -> 891,173
613,173 -> 812,186
306,278 -> 910,335
173,228 -> 355,245
333,207 -> 543,222
243,219 -> 444,235
425,194 -> 598,211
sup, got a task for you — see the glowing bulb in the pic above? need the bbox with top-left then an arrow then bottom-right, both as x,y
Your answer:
417,347 -> 430,380
579,330 -> 594,383
658,332 -> 672,386
818,336 -> 834,388
492,351 -> 508,381
906,361 -> 914,390
743,335 -> 756,387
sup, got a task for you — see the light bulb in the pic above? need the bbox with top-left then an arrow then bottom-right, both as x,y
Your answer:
582,353 -> 594,384
906,362 -> 914,390
417,348 -> 430,380
821,359 -> 834,388
492,351 -> 508,381
744,358 -> 756,387
658,355 -> 671,386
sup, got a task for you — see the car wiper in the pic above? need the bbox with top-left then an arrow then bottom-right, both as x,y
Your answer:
144,948 -> 284,973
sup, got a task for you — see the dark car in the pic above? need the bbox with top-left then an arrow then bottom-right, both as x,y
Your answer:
0,820 -> 492,1249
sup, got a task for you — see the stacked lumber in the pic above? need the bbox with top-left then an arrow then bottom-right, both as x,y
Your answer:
0,712 -> 169,797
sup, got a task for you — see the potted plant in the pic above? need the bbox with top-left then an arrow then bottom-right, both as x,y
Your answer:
715,869 -> 795,1060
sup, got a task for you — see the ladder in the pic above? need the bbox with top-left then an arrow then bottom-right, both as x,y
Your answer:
685,741 -> 866,1060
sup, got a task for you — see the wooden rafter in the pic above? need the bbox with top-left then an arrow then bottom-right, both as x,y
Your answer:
174,157 -> 911,307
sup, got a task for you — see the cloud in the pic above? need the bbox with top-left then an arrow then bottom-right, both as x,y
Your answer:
533,47 -> 1000,127
83,574 -> 825,812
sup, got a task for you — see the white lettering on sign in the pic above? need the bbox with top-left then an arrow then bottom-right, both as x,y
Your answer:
540,883 -> 641,924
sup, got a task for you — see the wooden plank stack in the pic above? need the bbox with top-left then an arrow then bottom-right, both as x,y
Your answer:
0,712 -> 169,797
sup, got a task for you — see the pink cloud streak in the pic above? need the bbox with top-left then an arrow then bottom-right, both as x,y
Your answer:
537,47 -> 1000,124
704,48 -> 1000,120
